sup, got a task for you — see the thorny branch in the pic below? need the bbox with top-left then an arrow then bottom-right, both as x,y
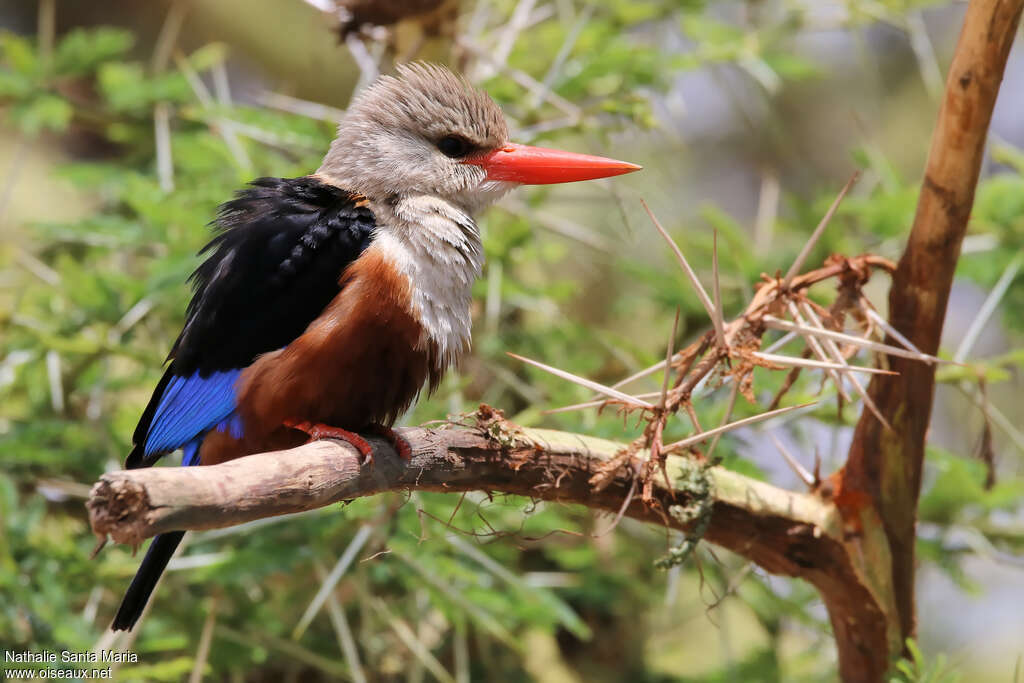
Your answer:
523,240 -> 908,509
88,407 -> 880,667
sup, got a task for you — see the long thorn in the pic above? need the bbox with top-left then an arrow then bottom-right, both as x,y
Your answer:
782,172 -> 859,289
706,381 -> 739,461
641,200 -> 726,349
542,392 -> 663,415
660,309 -> 680,409
781,306 -> 851,402
764,315 -> 947,364
763,331 -> 798,354
610,357 -> 670,390
862,301 -> 923,353
752,351 -> 897,375
508,353 -> 654,408
769,434 -> 815,487
712,229 -> 725,347
663,403 -> 815,453
953,252 -> 1023,362
798,302 -> 892,430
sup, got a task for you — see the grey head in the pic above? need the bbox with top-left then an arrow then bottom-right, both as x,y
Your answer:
317,62 -> 512,214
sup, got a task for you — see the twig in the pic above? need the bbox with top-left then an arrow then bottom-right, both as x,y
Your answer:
905,10 -> 945,101
188,597 -> 218,683
530,4 -> 593,108
174,52 -> 252,172
457,37 -> 581,120
37,0 -> 55,70
254,90 -> 347,123
313,562 -> 367,683
150,0 -> 189,74
953,252 -> 1023,362
367,597 -> 454,683
490,0 -> 537,74
346,34 -> 380,92
754,168 -> 780,251
45,350 -> 64,414
87,420 -> 893,677
293,525 -> 373,639
153,103 -> 174,192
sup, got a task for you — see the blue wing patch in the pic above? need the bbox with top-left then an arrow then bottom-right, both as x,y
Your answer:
144,369 -> 242,457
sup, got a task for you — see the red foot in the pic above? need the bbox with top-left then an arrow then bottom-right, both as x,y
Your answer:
369,424 -> 413,461
284,419 -> 374,464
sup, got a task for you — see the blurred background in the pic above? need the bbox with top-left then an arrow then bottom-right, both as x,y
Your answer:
1,0 -> 1022,680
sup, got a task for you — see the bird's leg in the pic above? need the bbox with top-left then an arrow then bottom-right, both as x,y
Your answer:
284,419 -> 374,464
367,424 -> 413,461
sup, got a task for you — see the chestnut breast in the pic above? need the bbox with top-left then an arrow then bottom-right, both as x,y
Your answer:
234,245 -> 444,442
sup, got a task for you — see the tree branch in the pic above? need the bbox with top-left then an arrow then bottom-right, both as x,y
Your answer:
88,422 -> 887,674
845,0 -> 1023,664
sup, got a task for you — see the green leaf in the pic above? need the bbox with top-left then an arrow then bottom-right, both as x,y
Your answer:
97,61 -> 191,113
0,31 -> 39,76
53,26 -> 134,76
9,93 -> 72,134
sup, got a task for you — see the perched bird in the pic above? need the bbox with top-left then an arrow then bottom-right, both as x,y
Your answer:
112,63 -> 640,631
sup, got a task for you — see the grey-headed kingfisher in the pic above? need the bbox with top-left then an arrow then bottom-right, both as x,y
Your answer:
112,63 -> 640,631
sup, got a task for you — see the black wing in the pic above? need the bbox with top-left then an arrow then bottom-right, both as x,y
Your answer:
126,176 -> 376,468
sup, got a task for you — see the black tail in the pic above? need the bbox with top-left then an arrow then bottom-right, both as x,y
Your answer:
112,530 -> 185,631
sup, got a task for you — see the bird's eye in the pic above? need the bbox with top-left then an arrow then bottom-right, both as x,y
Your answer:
437,135 -> 472,158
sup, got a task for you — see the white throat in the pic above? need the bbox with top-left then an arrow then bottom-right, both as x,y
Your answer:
371,194 -> 485,368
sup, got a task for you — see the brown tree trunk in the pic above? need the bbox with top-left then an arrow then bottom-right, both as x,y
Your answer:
842,0 -> 1023,678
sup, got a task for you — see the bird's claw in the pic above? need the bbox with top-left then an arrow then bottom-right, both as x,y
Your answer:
284,419 -> 375,464
368,424 -> 413,461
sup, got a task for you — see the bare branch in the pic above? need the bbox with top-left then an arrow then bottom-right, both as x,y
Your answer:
88,421 -> 892,675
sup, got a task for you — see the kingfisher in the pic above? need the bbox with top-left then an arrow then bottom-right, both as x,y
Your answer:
111,63 -> 640,631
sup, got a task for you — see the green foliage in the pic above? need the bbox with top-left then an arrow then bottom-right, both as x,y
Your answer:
889,639 -> 962,683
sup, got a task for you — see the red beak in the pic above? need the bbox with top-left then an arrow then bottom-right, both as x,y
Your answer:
464,143 -> 641,184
